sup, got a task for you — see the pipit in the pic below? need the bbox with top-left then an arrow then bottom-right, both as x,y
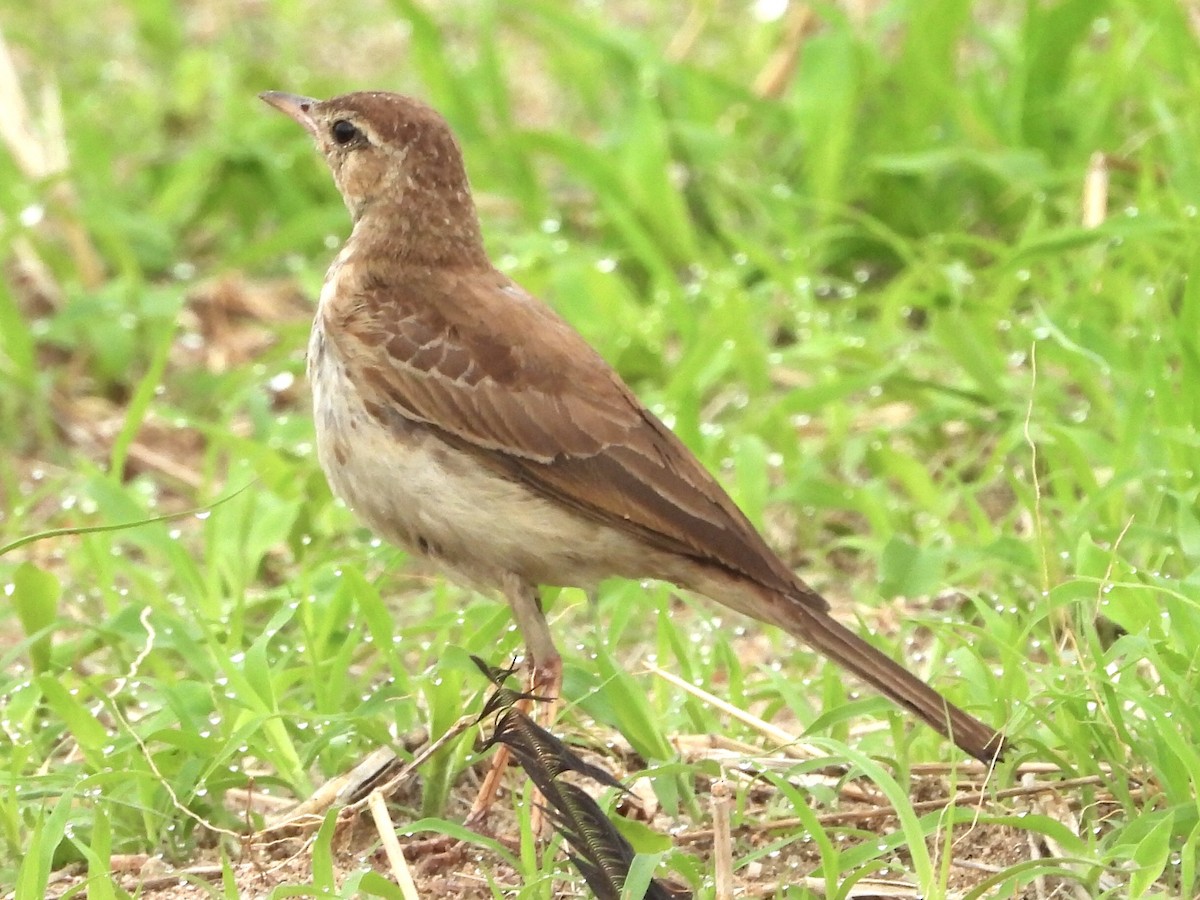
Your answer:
260,90 -> 1006,819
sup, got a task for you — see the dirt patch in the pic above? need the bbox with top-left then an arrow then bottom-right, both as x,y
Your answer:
42,727 -> 1103,899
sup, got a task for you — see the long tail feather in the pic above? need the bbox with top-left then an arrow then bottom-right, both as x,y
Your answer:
784,603 -> 1006,763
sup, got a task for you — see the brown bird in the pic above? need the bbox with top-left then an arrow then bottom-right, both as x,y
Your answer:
259,90 -> 1006,789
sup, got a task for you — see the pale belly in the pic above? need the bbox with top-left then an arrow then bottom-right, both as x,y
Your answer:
306,318 -> 656,592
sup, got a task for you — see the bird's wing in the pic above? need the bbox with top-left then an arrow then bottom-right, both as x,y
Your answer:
324,267 -> 822,606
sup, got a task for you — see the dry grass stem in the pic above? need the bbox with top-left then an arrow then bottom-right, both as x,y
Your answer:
369,790 -> 421,900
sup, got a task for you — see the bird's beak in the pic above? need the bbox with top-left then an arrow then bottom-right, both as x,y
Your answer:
259,92 -> 321,136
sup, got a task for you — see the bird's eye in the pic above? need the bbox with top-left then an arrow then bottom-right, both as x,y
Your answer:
330,119 -> 360,145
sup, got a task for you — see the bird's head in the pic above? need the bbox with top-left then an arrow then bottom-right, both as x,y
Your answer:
260,90 -> 483,260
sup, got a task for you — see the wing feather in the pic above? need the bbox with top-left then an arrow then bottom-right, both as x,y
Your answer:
324,267 -> 820,605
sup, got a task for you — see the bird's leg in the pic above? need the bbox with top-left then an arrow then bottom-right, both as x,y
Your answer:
512,583 -> 564,727
465,578 -> 562,832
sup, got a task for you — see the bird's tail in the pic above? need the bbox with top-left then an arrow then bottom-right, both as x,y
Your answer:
782,602 -> 1006,764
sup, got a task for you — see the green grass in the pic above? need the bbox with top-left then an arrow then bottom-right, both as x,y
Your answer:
3,0 -> 1200,896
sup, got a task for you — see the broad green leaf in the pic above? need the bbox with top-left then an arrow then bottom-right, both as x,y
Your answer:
11,562 -> 59,674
